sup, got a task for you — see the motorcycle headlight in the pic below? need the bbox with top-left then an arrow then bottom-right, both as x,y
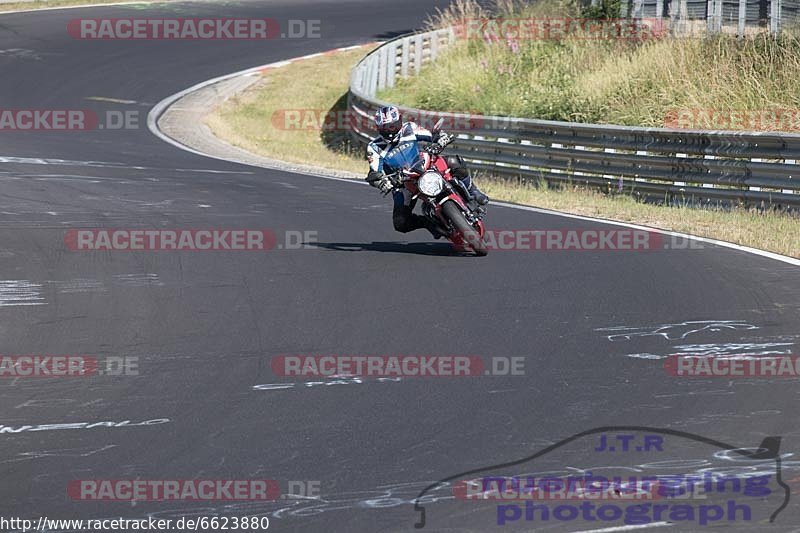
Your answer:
418,171 -> 444,197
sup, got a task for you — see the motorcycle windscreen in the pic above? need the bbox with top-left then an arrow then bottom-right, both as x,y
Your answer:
383,141 -> 425,174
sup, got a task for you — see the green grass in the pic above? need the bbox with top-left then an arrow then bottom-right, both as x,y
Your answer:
383,1 -> 800,129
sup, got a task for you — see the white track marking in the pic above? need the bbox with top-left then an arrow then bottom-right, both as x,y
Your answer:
85,96 -> 139,105
492,201 -> 800,267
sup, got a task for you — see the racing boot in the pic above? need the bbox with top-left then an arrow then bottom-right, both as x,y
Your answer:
421,217 -> 447,240
470,184 -> 490,206
459,175 -> 489,206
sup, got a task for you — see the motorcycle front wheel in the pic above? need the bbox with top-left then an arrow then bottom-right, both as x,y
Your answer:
441,201 -> 488,257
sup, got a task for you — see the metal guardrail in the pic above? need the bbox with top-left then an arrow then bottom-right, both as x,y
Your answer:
348,29 -> 800,206
623,0 -> 794,36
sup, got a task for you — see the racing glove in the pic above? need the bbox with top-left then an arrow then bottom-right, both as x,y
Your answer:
377,177 -> 394,195
437,132 -> 454,146
429,132 -> 453,154
367,170 -> 394,195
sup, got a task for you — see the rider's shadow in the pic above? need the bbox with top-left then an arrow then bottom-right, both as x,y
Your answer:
312,241 -> 464,256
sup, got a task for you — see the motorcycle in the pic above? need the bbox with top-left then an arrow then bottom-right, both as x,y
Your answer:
382,119 -> 488,256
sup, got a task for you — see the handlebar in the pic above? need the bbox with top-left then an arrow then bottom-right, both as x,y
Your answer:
381,133 -> 455,190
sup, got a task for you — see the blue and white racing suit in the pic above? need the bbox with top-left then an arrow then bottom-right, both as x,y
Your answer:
366,122 -> 474,233
365,122 -> 437,233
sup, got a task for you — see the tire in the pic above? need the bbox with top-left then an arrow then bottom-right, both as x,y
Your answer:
441,201 -> 488,256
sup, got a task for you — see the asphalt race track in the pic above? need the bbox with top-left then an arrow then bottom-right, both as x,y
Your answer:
0,1 -> 799,532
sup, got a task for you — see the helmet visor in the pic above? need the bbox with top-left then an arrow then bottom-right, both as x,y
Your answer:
378,120 -> 402,138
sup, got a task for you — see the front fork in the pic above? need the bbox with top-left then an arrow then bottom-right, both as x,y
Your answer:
422,192 -> 485,237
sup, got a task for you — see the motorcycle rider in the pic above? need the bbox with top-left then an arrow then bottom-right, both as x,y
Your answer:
365,105 -> 488,237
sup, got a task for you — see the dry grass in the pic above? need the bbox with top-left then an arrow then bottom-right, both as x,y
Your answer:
483,181 -> 799,257
206,48 -> 373,175
386,1 -> 800,128
207,39 -> 799,259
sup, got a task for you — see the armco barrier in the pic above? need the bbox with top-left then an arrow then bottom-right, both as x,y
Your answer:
347,28 -> 800,206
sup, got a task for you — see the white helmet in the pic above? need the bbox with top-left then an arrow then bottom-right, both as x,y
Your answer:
375,105 -> 402,139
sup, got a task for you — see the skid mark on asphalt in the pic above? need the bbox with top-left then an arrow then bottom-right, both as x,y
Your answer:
596,320 -> 759,341
0,280 -> 45,306
624,353 -> 664,359
14,399 -> 75,409
0,48 -> 45,60
0,275 -> 170,301
112,273 -> 163,287
51,275 -> 163,294
52,279 -> 107,294
573,522 -> 672,532
0,444 -> 117,466
623,341 -> 796,360
671,342 -> 795,356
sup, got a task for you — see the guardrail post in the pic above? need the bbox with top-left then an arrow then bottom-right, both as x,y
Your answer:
738,0 -> 747,38
377,46 -> 387,91
367,59 -> 378,98
447,27 -> 456,45
352,67 -> 363,95
784,159 -> 795,194
414,34 -> 423,74
631,0 -> 644,19
400,38 -> 410,78
770,0 -> 781,34
707,0 -> 722,33
669,0 -> 688,36
386,42 -> 397,88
